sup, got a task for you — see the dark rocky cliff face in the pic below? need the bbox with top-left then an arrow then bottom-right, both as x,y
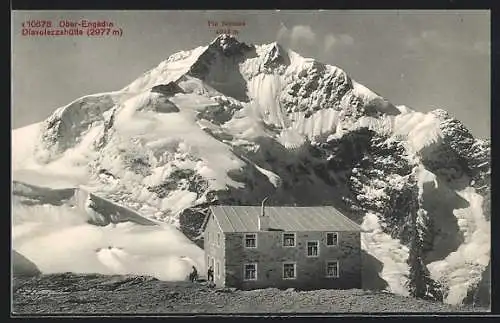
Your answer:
463,260 -> 490,308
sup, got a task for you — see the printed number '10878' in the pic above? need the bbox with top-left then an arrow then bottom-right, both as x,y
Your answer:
23,20 -> 52,28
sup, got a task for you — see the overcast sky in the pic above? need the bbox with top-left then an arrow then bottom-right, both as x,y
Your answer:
12,10 -> 490,138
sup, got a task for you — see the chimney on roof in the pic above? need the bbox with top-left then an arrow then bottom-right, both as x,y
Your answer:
259,196 -> 270,231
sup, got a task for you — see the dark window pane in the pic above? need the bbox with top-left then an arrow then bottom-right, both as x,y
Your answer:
307,241 -> 319,256
283,233 -> 295,246
283,263 -> 295,278
327,261 -> 339,277
327,233 -> 338,246
244,264 -> 257,280
245,234 -> 256,248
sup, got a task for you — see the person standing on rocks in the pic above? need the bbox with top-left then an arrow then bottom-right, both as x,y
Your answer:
189,266 -> 198,282
207,265 -> 214,284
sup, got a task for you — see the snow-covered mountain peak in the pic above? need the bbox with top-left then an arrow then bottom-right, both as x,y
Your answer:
208,34 -> 254,56
261,42 -> 290,69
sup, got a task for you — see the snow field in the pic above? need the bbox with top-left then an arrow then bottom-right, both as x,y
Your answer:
12,194 -> 205,282
361,213 -> 410,296
427,187 -> 490,304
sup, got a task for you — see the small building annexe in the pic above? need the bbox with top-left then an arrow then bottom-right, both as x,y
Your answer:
203,202 -> 362,290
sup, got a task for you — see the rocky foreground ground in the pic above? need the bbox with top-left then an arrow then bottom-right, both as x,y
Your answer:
12,273 -> 488,314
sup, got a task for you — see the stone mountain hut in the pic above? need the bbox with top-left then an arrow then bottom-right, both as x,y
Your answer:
203,201 -> 362,290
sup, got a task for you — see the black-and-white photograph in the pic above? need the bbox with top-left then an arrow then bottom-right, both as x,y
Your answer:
11,9 -> 491,314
